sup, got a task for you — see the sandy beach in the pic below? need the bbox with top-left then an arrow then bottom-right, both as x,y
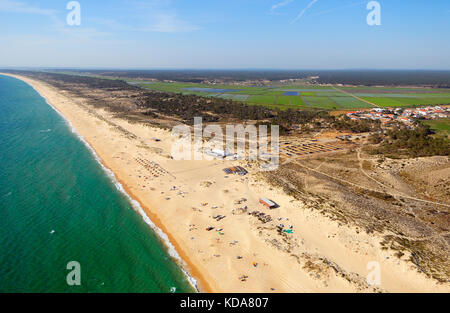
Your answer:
3,73 -> 449,293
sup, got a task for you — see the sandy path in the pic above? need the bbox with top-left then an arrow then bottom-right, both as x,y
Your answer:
356,150 -> 450,208
284,152 -> 450,209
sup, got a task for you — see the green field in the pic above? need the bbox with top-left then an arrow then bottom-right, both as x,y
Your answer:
422,118 -> 450,136
361,97 -> 450,107
276,96 -> 306,107
247,95 -> 277,105
42,71 -> 450,111
343,86 -> 450,93
329,97 -> 369,109
303,96 -> 339,110
299,92 -> 315,96
217,94 -> 250,101
133,81 -> 450,111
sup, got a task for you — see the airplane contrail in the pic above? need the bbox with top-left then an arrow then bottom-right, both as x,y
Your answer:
291,0 -> 319,24
271,0 -> 294,12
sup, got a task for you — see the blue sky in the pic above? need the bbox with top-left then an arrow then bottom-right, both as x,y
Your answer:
0,0 -> 449,69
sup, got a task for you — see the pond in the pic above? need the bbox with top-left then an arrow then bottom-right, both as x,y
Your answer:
283,91 -> 300,96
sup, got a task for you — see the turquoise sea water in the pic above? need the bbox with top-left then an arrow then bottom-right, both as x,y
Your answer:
0,75 -> 194,293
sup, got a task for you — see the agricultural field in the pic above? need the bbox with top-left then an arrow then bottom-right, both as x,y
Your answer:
329,97 -> 370,109
276,96 -> 306,107
302,96 -> 339,109
124,80 -> 450,111
247,95 -> 277,105
136,81 -> 365,110
42,71 -> 450,111
342,87 -> 450,108
217,94 -> 250,101
360,96 -> 450,107
422,118 -> 450,136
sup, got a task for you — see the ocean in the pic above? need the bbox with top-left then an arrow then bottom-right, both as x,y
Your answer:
0,75 -> 194,293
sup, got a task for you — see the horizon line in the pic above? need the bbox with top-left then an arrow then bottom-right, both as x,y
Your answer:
1,67 -> 450,72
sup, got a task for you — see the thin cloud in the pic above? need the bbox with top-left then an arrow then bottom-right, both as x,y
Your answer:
0,0 -> 110,40
308,1 -> 366,18
291,0 -> 319,24
0,0 -> 57,16
91,13 -> 198,33
271,0 -> 294,13
147,12 -> 198,32
127,0 -> 199,33
0,0 -> 198,34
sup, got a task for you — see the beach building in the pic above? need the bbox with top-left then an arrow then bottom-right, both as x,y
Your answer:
259,198 -> 277,209
212,149 -> 228,157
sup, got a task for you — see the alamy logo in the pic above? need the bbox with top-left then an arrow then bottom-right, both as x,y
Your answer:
66,1 -> 81,26
366,261 -> 381,286
171,117 -> 280,170
367,1 -> 381,26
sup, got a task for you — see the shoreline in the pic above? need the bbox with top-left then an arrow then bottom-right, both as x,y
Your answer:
1,73 -> 211,293
2,73 -> 448,293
